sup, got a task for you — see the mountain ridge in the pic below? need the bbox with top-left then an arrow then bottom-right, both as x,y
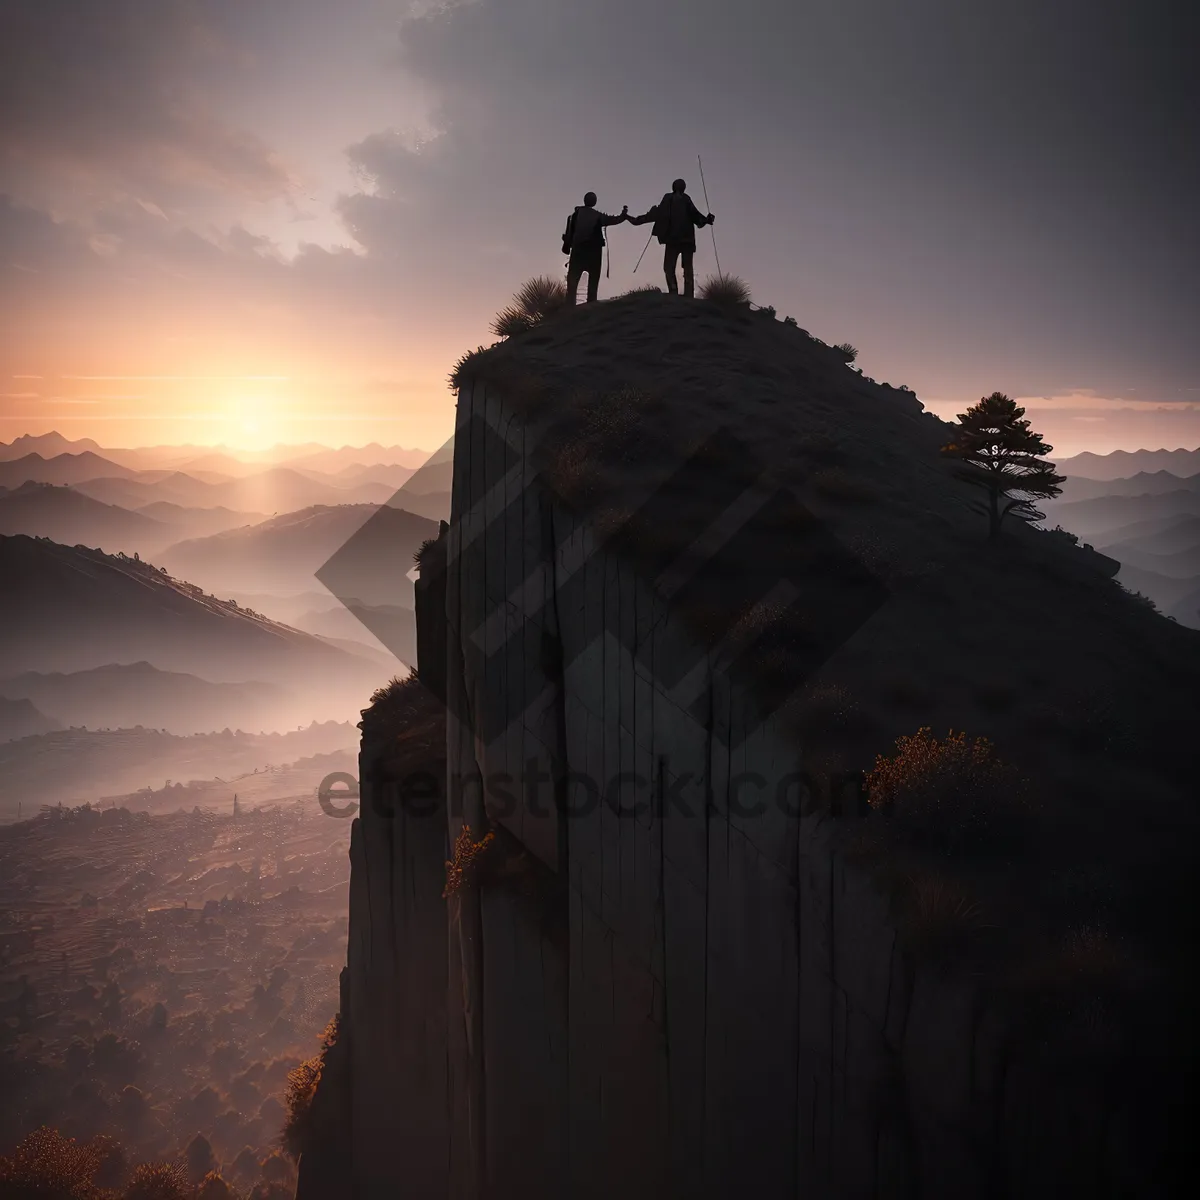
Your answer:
0,536 -> 391,707
158,503 -> 438,601
0,481 -> 169,551
1057,445 -> 1200,480
0,662 -> 291,736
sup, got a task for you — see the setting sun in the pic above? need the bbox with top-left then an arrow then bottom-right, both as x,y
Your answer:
220,390 -> 284,452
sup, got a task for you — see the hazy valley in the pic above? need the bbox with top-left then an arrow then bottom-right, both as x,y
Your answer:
0,432 -> 441,1195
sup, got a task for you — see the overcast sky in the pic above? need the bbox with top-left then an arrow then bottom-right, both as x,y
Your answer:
1,0 -> 1196,455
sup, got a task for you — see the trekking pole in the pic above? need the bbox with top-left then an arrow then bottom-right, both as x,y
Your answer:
633,231 -> 653,273
697,154 -> 722,276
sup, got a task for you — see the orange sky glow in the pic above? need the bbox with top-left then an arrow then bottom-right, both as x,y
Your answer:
2,0 -> 1196,461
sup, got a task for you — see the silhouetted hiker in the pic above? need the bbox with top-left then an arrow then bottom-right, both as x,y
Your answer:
630,178 -> 715,297
563,192 -> 628,303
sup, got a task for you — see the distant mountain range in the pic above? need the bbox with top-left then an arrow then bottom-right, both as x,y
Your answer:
0,432 -> 106,462
0,536 -> 393,708
1043,489 -> 1200,540
158,503 -> 439,601
0,483 -> 271,558
1102,538 -> 1200,580
1044,457 -> 1200,628
1056,470 -> 1200,503
134,501 -> 269,539
0,432 -> 435,473
1057,446 -> 1200,481
72,463 -> 396,511
0,451 -> 143,487
0,662 -> 290,737
0,429 -> 445,757
1094,513 -> 1200,558
285,442 -> 434,473
0,482 -> 169,550
0,441 -> 452,562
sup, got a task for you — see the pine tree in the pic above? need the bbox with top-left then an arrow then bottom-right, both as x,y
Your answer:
941,392 -> 1064,539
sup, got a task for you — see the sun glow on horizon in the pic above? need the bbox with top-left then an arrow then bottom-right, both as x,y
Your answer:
216,387 -> 290,452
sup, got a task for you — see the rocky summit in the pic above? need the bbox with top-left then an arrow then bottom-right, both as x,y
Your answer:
297,293 -> 1200,1200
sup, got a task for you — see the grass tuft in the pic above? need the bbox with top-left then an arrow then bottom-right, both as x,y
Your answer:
413,535 -> 440,567
490,306 -> 534,339
488,275 -> 569,340
448,344 -> 495,391
698,273 -> 752,306
513,274 -> 569,320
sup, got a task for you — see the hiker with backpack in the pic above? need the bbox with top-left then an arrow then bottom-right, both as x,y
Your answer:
629,178 -> 715,297
563,192 -> 629,304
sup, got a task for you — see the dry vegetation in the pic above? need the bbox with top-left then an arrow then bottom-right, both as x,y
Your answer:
697,273 -> 752,306
490,276 -> 569,339
280,1016 -> 338,1163
441,826 -> 496,899
358,669 -> 446,781
865,726 -> 1028,853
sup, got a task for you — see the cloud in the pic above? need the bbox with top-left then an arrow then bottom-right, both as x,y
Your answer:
1017,390 -> 1200,413
0,1 -> 293,213
1,0 -> 1196,455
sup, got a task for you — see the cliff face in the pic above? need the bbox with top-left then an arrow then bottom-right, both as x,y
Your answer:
304,295 -> 1199,1199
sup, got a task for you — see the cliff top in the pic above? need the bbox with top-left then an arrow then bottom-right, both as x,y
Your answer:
444,288 -> 1200,1039
458,294 -> 959,581
453,294 -> 1200,810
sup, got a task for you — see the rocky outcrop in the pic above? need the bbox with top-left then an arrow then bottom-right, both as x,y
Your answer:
433,374 -> 1174,1200
304,296 -> 1198,1199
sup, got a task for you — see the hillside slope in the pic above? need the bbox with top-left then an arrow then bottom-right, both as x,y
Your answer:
160,502 -> 438,599
0,536 -> 391,704
0,481 -> 169,553
0,697 -> 61,743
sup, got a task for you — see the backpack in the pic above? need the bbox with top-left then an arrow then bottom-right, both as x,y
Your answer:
563,206 -> 603,255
